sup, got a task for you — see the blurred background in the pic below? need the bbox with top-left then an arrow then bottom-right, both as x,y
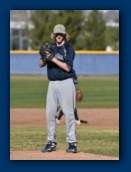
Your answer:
10,10 -> 119,76
10,10 -> 119,51
10,10 -> 119,110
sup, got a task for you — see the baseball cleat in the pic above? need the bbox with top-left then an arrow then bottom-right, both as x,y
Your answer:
66,142 -> 77,153
41,141 -> 57,153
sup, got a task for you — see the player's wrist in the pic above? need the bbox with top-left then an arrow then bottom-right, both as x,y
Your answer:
52,57 -> 57,62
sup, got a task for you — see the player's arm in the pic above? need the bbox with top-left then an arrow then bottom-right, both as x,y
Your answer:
51,47 -> 74,72
52,58 -> 71,72
39,58 -> 47,68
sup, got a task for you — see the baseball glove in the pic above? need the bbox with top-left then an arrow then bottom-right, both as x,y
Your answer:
76,89 -> 83,102
39,43 -> 55,61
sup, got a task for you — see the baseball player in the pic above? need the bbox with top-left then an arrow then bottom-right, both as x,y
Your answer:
56,74 -> 81,125
39,24 -> 77,153
56,107 -> 81,125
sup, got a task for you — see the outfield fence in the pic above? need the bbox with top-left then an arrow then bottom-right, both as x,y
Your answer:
10,50 -> 119,76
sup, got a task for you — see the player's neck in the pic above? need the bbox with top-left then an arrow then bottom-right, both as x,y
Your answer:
56,40 -> 65,47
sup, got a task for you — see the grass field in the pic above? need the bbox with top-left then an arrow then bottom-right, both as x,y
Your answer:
10,126 -> 119,157
10,75 -> 119,157
10,75 -> 119,108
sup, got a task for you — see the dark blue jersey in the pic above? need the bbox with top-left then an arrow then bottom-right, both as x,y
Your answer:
47,42 -> 75,81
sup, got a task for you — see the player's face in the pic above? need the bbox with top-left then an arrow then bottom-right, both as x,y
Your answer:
55,33 -> 65,45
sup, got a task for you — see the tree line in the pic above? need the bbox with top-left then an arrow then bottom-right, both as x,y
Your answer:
26,10 -> 119,51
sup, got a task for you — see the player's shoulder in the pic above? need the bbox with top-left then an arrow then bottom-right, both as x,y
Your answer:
65,42 -> 72,47
65,42 -> 75,52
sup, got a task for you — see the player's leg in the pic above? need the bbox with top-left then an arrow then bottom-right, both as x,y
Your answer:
57,78 -> 77,152
74,108 -> 81,125
58,109 -> 64,120
56,109 -> 64,124
46,81 -> 58,142
74,108 -> 79,120
41,81 -> 58,152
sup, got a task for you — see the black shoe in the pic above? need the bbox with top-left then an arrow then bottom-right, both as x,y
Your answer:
66,142 -> 77,153
41,141 -> 57,153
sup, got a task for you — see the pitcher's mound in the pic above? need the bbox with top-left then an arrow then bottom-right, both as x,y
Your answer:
10,150 -> 119,160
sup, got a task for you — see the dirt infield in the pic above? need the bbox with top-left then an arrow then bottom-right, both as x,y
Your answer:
10,108 -> 119,160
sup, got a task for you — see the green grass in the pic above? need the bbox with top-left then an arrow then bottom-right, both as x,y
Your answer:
10,126 -> 119,157
10,75 -> 119,108
10,75 -> 119,157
